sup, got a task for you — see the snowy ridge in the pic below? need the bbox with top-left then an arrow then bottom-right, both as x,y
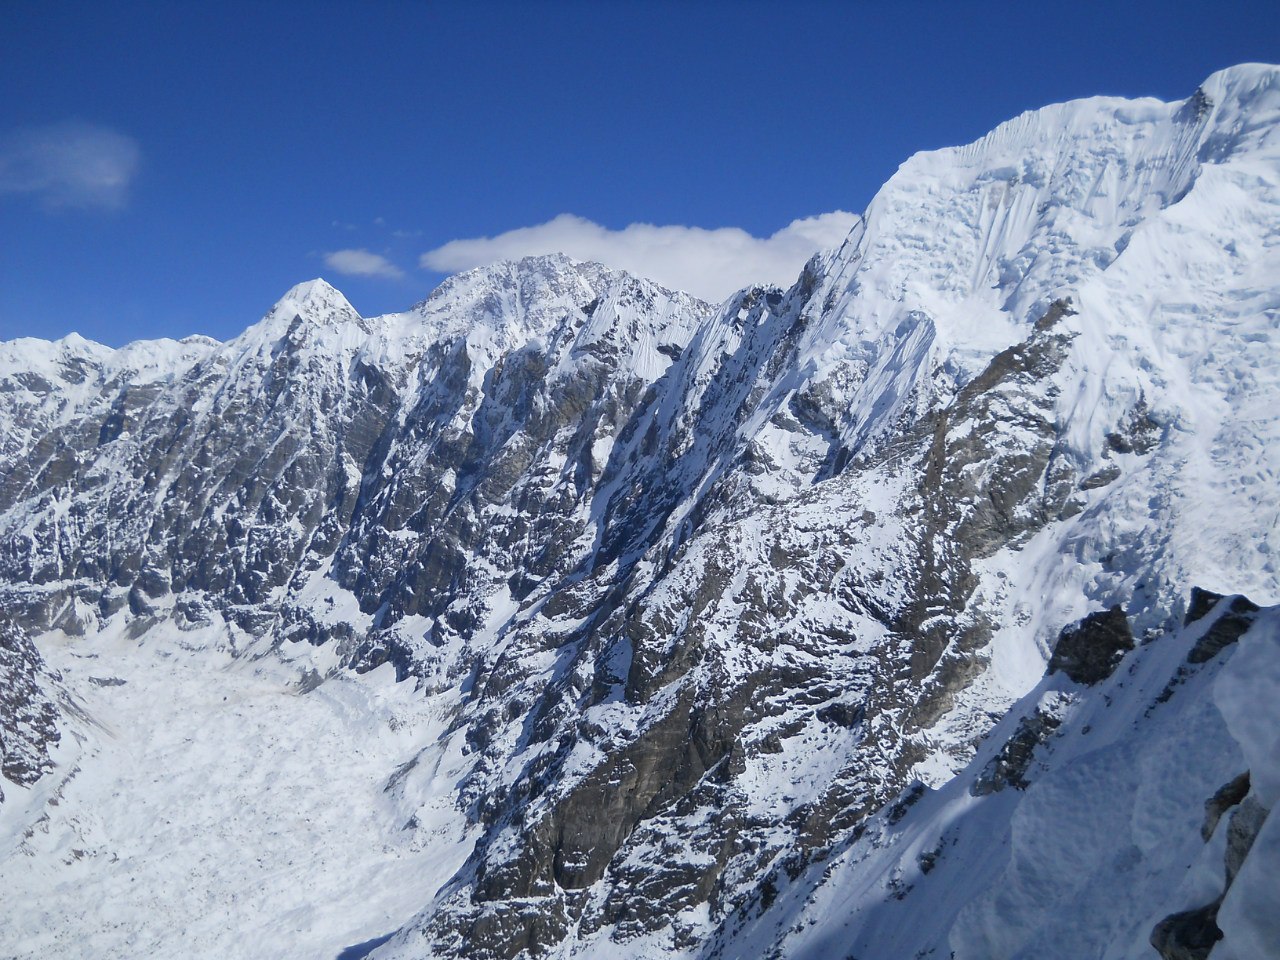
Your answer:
1,64 -> 1278,960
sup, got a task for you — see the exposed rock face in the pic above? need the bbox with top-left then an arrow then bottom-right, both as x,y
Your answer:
1202,771 -> 1251,841
1224,794 -> 1269,884
971,706 -> 1063,795
1047,606 -> 1135,685
0,620 -> 60,800
1150,902 -> 1224,960
1186,591 -> 1261,664
2,64 -> 1279,960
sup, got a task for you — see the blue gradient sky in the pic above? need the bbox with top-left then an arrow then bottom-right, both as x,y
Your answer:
2,0 -> 1277,344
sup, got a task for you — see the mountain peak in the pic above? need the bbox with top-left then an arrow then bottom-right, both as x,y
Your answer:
417,252 -> 708,313
236,277 -> 368,350
270,277 -> 358,319
1203,60 -> 1280,89
400,251 -> 712,362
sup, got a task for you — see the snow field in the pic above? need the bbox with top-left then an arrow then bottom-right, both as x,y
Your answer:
0,619 -> 476,960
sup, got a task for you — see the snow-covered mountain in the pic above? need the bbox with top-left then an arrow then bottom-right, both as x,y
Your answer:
2,63 -> 1278,960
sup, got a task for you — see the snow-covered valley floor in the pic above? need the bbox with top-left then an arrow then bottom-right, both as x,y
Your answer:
0,622 -> 471,959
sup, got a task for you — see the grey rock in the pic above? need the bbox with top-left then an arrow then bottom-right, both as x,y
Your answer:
1225,794 -> 1269,885
1080,462 -> 1122,490
1151,786 -> 1270,960
0,620 -> 61,799
972,707 -> 1063,795
1150,901 -> 1223,960
1202,771 -> 1250,842
1048,606 -> 1134,685
1186,591 -> 1259,664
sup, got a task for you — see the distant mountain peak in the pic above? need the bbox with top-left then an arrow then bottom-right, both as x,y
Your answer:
234,276 -> 369,352
269,276 -> 360,321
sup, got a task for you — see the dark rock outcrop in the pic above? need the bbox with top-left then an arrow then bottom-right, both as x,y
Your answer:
0,621 -> 61,801
1152,777 -> 1272,960
1048,606 -> 1134,685
1150,901 -> 1223,960
1185,590 -> 1260,664
972,707 -> 1063,795
1225,794 -> 1269,884
1202,771 -> 1251,841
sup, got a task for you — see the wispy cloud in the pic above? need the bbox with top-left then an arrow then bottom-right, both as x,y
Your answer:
0,121 -> 140,211
323,248 -> 405,280
419,211 -> 859,302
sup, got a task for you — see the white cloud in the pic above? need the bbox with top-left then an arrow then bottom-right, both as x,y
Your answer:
419,211 -> 859,302
323,248 -> 405,280
0,121 -> 140,211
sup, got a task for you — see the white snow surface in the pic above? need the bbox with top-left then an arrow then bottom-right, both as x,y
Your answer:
0,615 -> 477,960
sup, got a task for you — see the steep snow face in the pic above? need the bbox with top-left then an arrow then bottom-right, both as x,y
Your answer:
1057,66 -> 1280,611
788,66 -> 1277,464
808,67 -> 1260,365
761,62 -> 1280,672
1,65 -> 1278,960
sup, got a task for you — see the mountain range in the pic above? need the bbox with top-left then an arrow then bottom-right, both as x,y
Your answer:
1,63 -> 1278,960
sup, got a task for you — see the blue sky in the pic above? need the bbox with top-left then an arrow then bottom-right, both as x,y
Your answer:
2,0 -> 1277,345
